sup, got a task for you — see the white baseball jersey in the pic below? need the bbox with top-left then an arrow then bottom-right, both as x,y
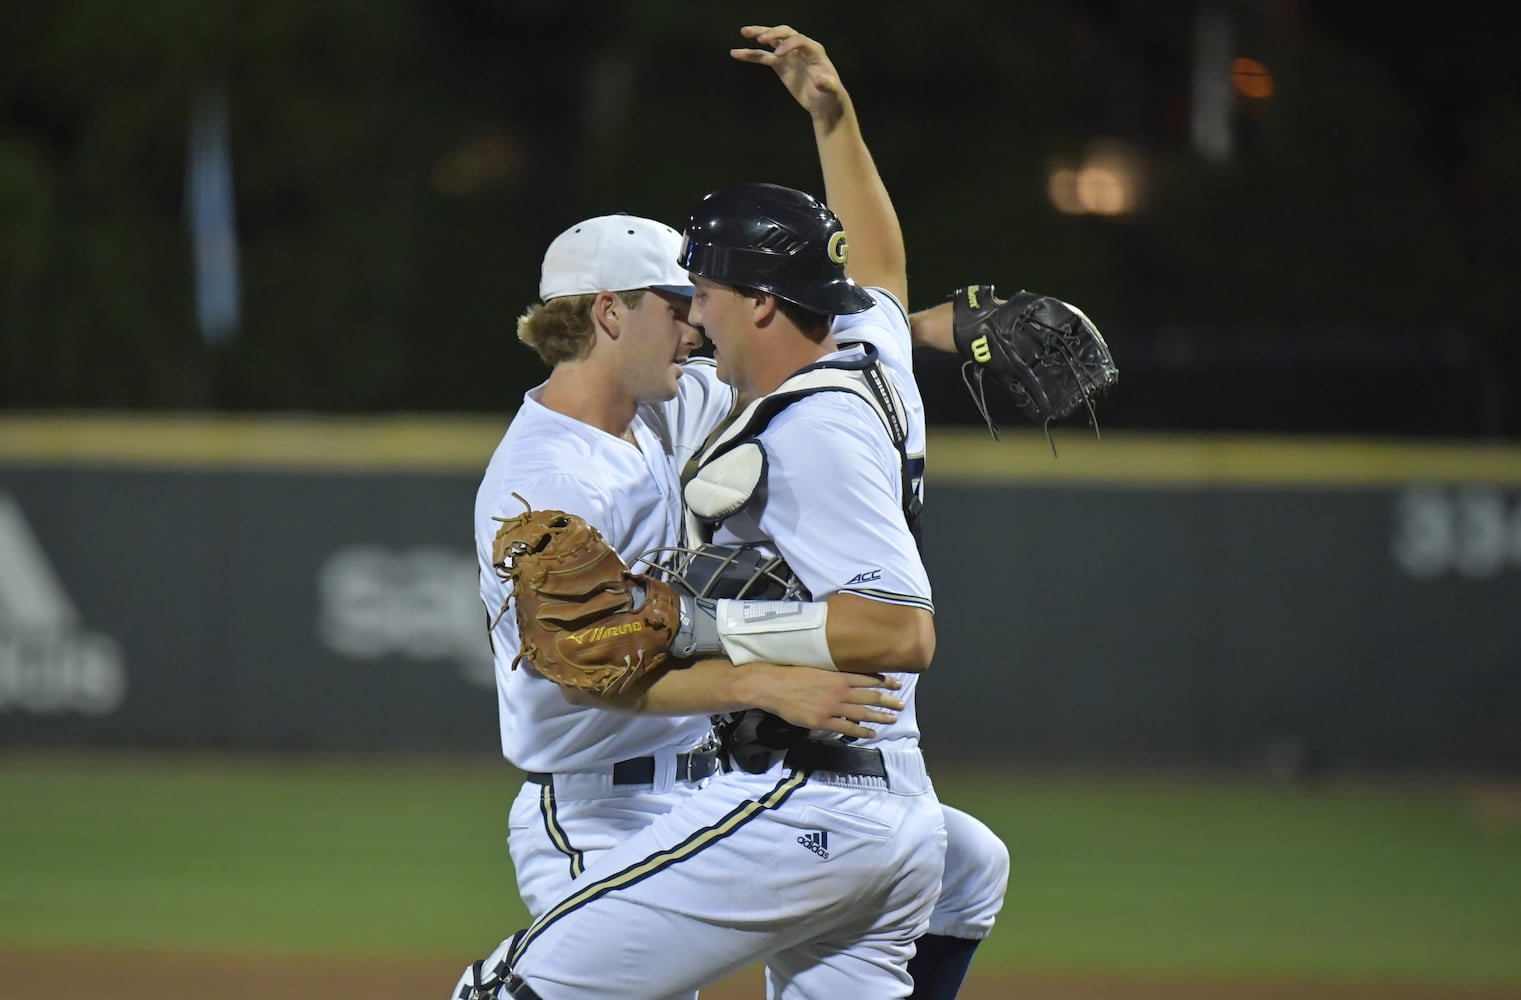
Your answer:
708,294 -> 931,756
474,358 -> 733,930
466,294 -> 1005,1000
474,359 -> 733,775
493,290 -> 951,1000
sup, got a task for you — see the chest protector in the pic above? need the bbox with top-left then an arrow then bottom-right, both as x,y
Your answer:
677,346 -> 921,773
681,344 -> 922,548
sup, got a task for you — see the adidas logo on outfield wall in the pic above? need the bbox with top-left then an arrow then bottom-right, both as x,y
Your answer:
797,831 -> 830,859
0,493 -> 127,715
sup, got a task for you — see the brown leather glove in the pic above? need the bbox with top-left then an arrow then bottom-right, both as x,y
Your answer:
491,498 -> 680,695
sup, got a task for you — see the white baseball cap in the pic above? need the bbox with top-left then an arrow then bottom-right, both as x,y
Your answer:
538,213 -> 694,301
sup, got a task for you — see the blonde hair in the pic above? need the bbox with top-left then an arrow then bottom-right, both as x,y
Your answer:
516,289 -> 647,367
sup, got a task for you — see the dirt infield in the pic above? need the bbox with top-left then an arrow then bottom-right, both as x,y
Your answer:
6,949 -> 1520,1000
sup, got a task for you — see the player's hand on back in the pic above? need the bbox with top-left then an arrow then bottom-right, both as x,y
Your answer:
731,24 -> 848,129
742,664 -> 904,740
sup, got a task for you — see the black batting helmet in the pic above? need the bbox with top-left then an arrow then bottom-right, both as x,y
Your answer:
677,182 -> 875,316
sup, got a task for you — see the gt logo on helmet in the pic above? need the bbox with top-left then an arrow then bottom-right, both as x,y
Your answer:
827,231 -> 848,265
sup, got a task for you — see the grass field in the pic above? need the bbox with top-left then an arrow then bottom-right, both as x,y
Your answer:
2,753 -> 1520,997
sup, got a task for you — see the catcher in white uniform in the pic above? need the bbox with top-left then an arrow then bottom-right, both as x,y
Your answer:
474,211 -> 908,922
457,27 -> 1038,1000
470,182 -> 945,1000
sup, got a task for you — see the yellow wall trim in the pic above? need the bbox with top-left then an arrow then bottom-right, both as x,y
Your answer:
3,414 -> 1520,486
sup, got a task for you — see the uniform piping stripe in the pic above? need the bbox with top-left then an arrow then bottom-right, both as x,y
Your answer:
538,784 -> 585,880
841,587 -> 935,612
509,771 -> 808,965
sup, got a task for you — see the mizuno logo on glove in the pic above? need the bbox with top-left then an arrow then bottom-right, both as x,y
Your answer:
569,621 -> 644,645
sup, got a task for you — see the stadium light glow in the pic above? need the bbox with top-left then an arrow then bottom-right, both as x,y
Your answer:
1231,57 -> 1274,99
1048,143 -> 1143,216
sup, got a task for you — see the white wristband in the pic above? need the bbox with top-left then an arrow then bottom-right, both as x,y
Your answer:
716,599 -> 835,670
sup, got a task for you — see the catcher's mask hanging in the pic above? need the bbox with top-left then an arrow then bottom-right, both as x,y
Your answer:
635,542 -> 810,603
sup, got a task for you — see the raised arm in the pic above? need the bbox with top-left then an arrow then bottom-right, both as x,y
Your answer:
732,25 -> 908,306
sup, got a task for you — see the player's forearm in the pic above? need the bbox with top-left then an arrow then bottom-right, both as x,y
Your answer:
812,98 -> 908,305
565,657 -> 758,716
674,591 -> 934,674
909,301 -> 956,353
566,658 -> 905,739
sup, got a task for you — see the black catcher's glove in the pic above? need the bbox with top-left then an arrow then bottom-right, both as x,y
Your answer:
951,284 -> 1118,448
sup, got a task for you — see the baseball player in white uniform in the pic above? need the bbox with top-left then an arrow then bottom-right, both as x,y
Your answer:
462,181 -> 947,1000
475,211 -> 908,923
461,25 -> 1008,1000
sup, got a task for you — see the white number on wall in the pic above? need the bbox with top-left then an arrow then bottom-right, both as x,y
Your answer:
1393,487 -> 1521,579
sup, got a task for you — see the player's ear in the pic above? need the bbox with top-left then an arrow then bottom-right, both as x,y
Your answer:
749,289 -> 779,327
591,290 -> 623,340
